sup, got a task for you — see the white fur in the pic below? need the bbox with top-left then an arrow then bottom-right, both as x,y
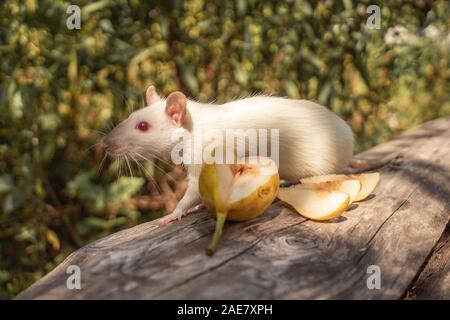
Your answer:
106,96 -> 354,223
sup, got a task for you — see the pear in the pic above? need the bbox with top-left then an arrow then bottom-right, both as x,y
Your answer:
278,184 -> 350,221
350,172 -> 380,201
199,157 -> 280,255
300,172 -> 380,202
299,179 -> 361,204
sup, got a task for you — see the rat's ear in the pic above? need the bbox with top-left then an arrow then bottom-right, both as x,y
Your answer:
146,85 -> 161,105
165,91 -> 192,130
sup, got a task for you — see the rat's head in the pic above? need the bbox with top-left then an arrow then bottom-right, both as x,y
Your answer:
101,86 -> 193,162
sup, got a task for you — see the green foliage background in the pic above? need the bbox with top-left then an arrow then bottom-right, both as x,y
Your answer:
0,0 -> 449,298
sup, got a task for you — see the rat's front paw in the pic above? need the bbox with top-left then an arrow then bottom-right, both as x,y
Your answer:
159,210 -> 186,225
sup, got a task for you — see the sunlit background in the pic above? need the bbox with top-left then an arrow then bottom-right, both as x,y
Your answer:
0,0 -> 449,298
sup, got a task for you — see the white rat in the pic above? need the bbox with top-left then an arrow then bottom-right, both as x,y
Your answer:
102,86 -> 355,224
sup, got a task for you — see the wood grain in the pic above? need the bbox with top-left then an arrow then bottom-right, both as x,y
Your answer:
16,117 -> 450,299
405,224 -> 450,300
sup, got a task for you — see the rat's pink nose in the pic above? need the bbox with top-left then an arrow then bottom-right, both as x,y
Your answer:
101,137 -> 113,151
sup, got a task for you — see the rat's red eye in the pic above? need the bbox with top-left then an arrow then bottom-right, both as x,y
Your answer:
136,121 -> 150,132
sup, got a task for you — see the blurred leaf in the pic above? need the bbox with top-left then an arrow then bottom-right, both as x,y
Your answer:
84,216 -> 127,230
181,67 -> 199,94
318,81 -> 332,105
15,227 -> 37,242
0,175 -> 14,194
99,19 -> 115,33
106,177 -> 145,204
298,0 -> 313,17
237,0 -> 247,16
82,0 -> 112,18
0,270 -> 11,284
234,64 -> 248,85
3,191 -> 26,214
67,173 -> 106,211
38,114 -> 61,132
283,80 -> 300,99
46,229 -> 60,251
68,50 -> 78,85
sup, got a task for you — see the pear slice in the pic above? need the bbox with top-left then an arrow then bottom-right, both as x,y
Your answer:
300,172 -> 380,202
278,185 -> 350,221
351,172 -> 380,201
299,179 -> 361,204
300,174 -> 347,184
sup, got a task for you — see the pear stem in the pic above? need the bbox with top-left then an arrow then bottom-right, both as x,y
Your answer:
206,211 -> 228,256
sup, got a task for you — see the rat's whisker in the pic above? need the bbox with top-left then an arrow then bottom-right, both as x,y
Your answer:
129,154 -> 146,178
133,152 -> 161,176
137,147 -> 176,169
93,129 -> 107,136
82,128 -> 107,137
125,155 -> 134,177
149,175 -> 162,194
134,152 -> 171,179
130,153 -> 162,193
135,148 -> 176,171
118,157 -> 124,178
117,158 -> 120,177
97,153 -> 108,177
130,154 -> 148,176
84,141 -> 101,153
153,156 -> 176,170
134,152 -> 162,174
108,121 -> 116,131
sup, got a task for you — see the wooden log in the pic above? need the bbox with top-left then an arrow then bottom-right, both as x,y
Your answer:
16,118 -> 450,299
405,224 -> 450,299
